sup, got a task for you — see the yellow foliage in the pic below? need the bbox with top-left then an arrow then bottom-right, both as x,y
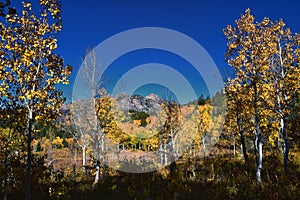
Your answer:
133,119 -> 142,126
66,138 -> 75,146
41,138 -> 50,150
224,8 -> 300,156
0,0 -> 72,126
52,136 -> 63,148
32,139 -> 39,151
146,117 -> 151,125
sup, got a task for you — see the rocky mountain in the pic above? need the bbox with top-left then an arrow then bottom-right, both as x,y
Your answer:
60,93 -> 164,121
115,93 -> 163,114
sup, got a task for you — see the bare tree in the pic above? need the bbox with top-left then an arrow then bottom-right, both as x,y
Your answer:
72,48 -> 120,183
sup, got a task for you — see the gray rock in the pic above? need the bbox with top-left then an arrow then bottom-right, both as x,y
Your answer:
115,93 -> 163,114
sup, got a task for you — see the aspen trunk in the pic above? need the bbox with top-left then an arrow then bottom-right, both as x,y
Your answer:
164,142 -> 167,165
101,133 -> 105,175
202,135 -> 206,157
253,83 -> 262,183
82,145 -> 86,174
237,115 -> 248,165
94,133 -> 100,183
281,116 -> 289,171
73,145 -> 77,174
26,110 -> 33,200
4,147 -> 8,200
170,135 -> 176,174
256,136 -> 263,183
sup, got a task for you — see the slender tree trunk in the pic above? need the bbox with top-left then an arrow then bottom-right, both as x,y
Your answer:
26,110 -> 33,200
240,131 -> 249,164
233,137 -> 236,157
282,116 -> 289,172
49,127 -> 54,178
101,133 -> 106,177
253,83 -> 262,183
202,135 -> 206,157
237,115 -> 249,165
4,146 -> 8,200
82,145 -> 86,174
277,130 -> 281,152
73,145 -> 77,174
277,40 -> 290,172
164,141 -> 167,165
170,135 -> 176,174
94,133 -> 100,184
176,142 -> 179,160
169,103 -> 176,174
256,136 -> 263,183
117,143 -> 120,162
159,136 -> 163,165
275,80 -> 282,153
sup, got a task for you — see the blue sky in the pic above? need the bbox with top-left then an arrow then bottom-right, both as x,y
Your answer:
20,0 -> 300,102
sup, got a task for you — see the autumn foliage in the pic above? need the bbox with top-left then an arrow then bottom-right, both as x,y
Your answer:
0,3 -> 300,200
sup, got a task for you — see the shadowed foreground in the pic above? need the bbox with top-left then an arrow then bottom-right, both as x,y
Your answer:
2,152 -> 300,200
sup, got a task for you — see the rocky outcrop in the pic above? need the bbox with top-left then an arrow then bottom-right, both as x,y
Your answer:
115,93 -> 163,114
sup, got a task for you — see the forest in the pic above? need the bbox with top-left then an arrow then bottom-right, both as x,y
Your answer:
0,1 -> 300,200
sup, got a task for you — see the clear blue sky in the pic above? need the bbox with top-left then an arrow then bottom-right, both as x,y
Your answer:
20,0 -> 300,102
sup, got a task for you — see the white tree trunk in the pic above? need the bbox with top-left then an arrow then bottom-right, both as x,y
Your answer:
94,133 -> 100,184
253,82 -> 263,183
202,135 -> 206,157
164,142 -> 167,165
256,139 -> 263,183
74,145 -> 77,173
277,93 -> 282,152
281,116 -> 289,171
160,143 -> 163,165
82,145 -> 86,174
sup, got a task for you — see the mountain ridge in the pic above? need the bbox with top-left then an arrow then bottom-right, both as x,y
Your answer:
114,93 -> 163,114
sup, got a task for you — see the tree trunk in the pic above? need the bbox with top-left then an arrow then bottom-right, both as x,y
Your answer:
233,137 -> 236,157
237,115 -> 249,165
73,145 -> 77,174
282,116 -> 289,172
117,143 -> 120,162
176,142 -> 179,160
160,143 -> 163,165
202,135 -> 206,157
275,81 -> 282,153
253,83 -> 262,183
4,147 -> 8,200
164,141 -> 167,165
101,133 -> 106,177
82,145 -> 86,174
277,41 -> 289,172
26,110 -> 33,200
49,127 -> 54,178
256,135 -> 263,183
94,133 -> 100,184
170,136 -> 176,174
240,131 -> 249,165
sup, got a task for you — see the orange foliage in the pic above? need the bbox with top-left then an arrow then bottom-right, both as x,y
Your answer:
133,119 -> 142,126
